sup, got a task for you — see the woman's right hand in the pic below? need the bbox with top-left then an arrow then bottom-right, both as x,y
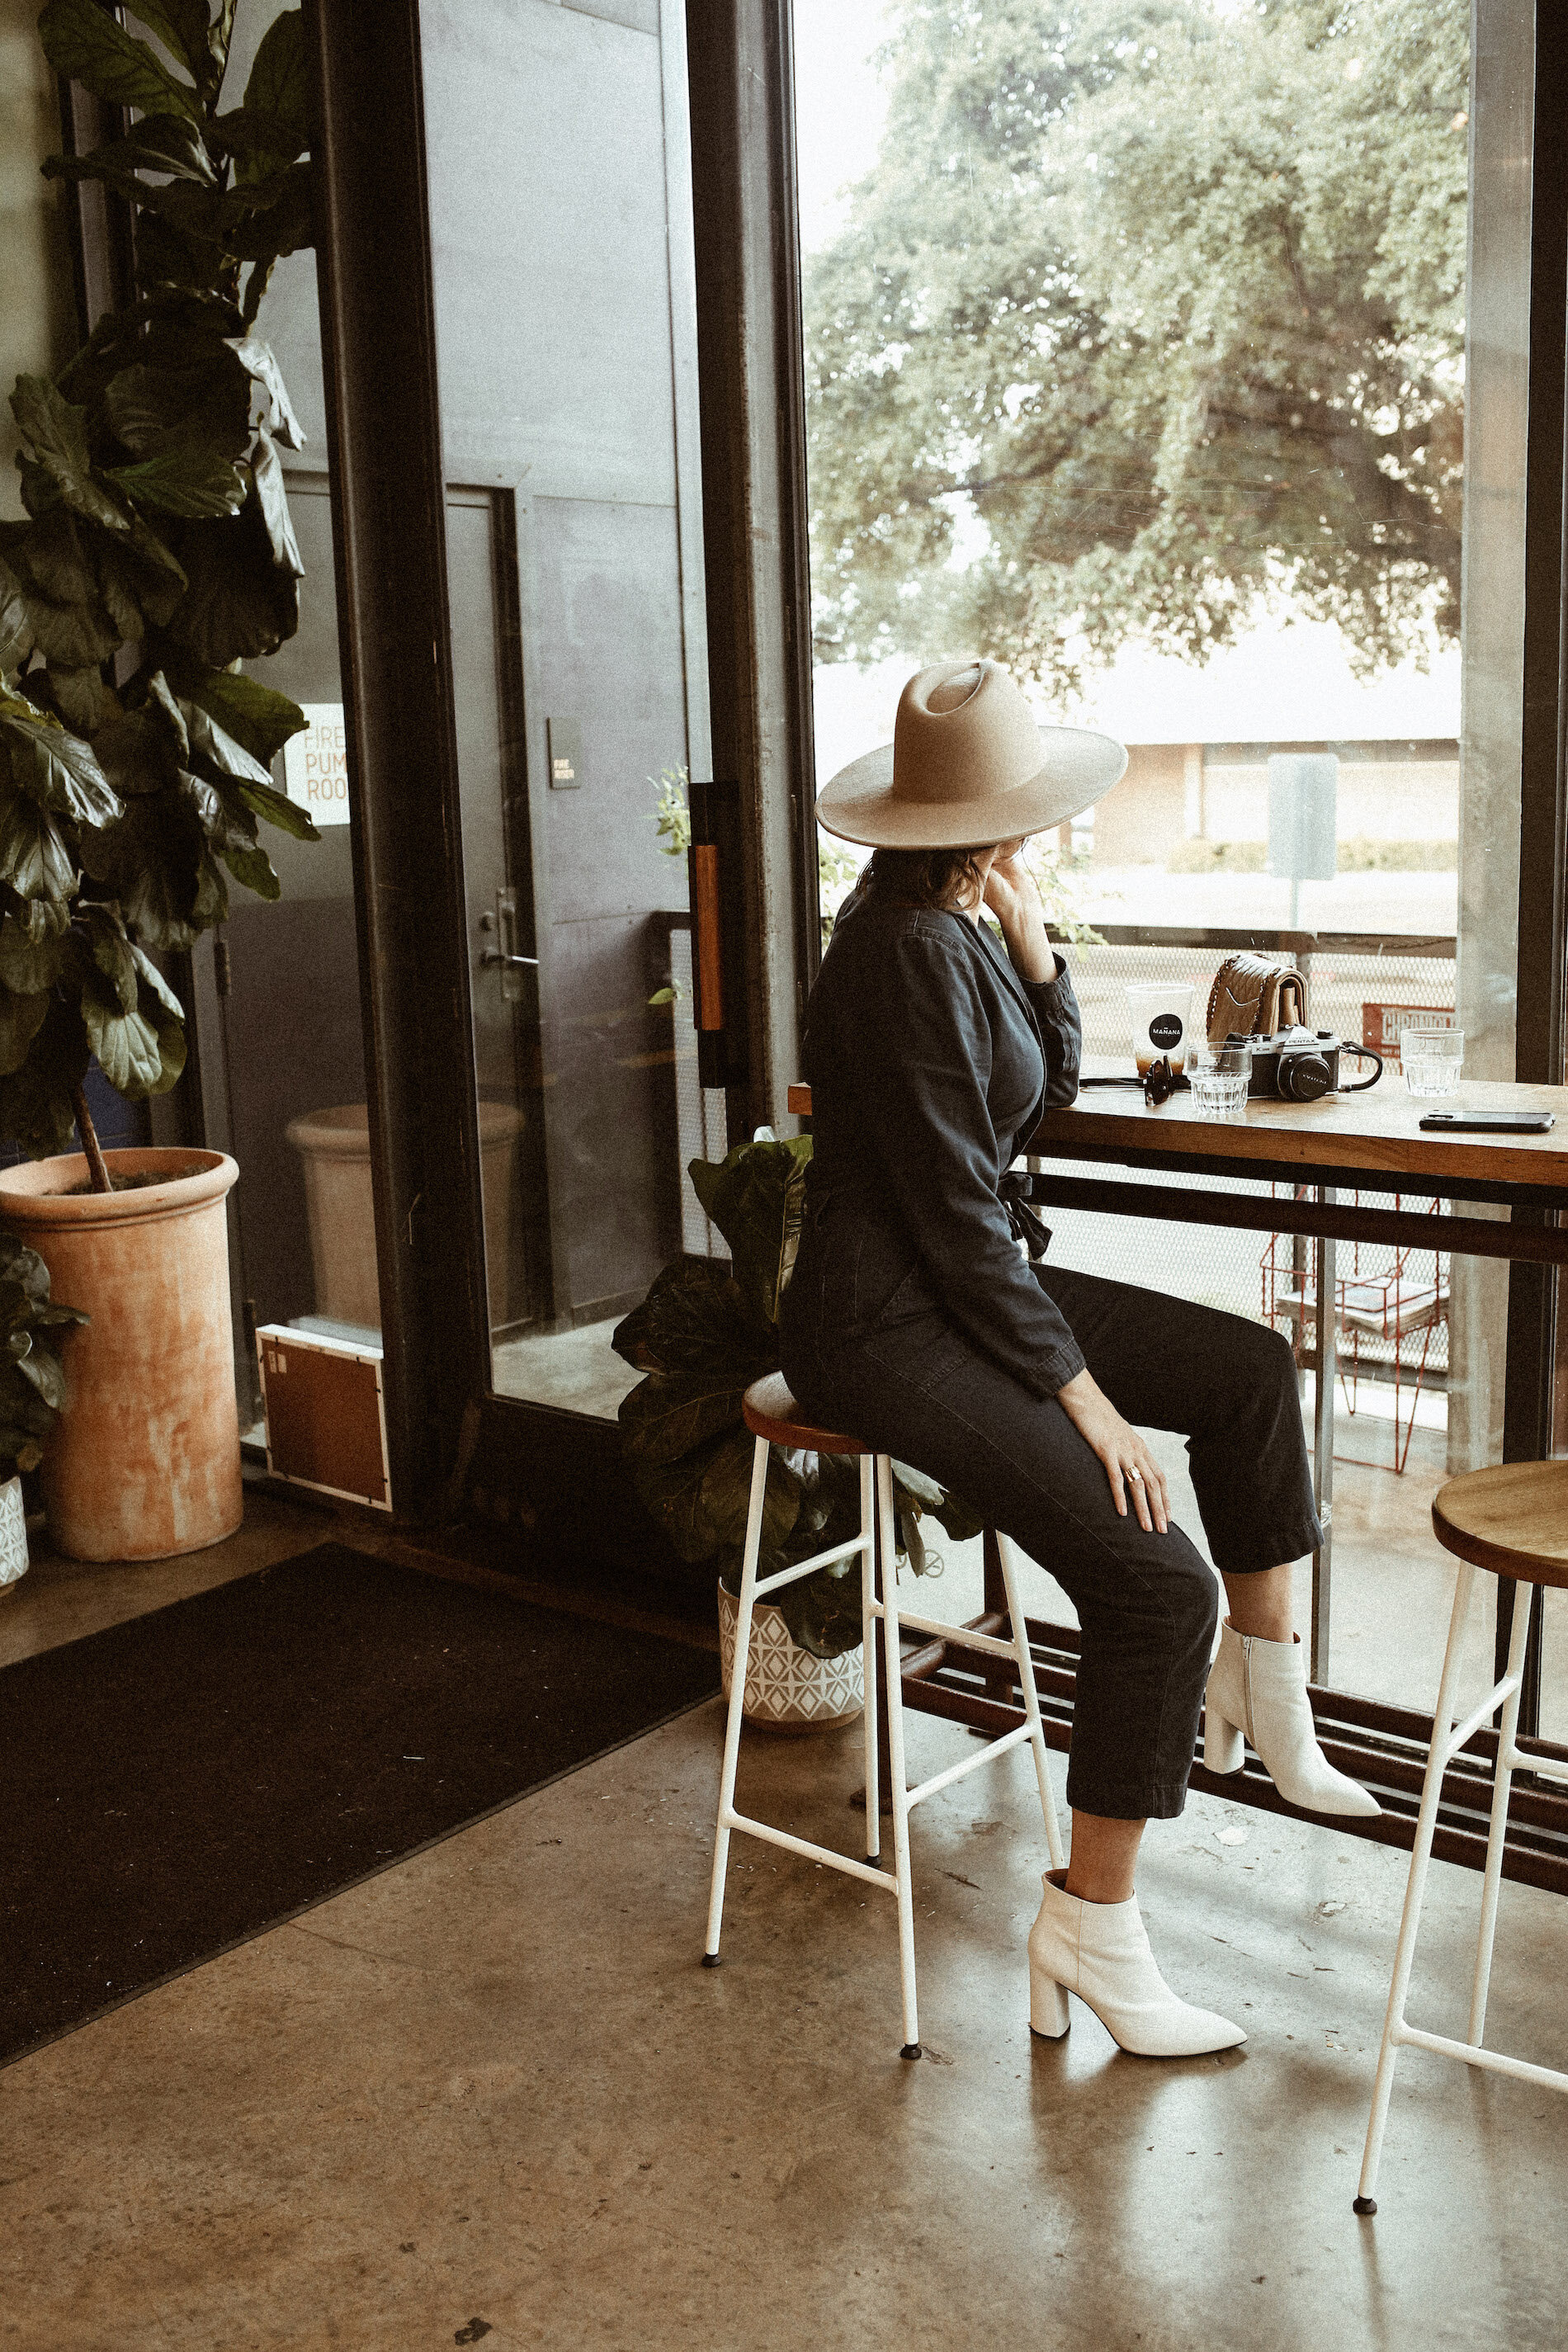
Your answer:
1056,1368 -> 1169,1533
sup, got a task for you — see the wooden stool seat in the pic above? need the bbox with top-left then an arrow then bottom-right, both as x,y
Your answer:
742,1372 -> 867,1456
1431,1460 -> 1568,1588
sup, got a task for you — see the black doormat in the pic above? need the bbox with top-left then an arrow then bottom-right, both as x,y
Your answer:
0,1543 -> 719,2069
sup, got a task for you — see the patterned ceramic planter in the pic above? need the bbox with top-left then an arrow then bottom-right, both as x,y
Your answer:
718,1578 -> 865,1730
0,1475 -> 28,1597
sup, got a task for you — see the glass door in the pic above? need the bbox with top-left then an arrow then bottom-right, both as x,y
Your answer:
418,0 -> 716,1424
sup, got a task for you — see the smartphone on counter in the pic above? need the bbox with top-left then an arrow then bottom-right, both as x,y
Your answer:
1418,1111 -> 1555,1133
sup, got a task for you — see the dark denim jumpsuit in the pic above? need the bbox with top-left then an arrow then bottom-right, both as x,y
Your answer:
779,894 -> 1323,1821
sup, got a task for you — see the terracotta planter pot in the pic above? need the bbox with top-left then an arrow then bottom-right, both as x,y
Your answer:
286,1099 -> 523,1329
0,1149 -> 242,1562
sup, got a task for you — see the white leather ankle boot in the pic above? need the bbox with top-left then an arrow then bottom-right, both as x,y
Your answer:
1204,1620 -> 1380,1816
1027,1872 -> 1245,2057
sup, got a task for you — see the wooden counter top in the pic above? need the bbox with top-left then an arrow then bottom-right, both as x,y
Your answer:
786,1078 -> 1568,1197
1027,1079 -> 1568,1195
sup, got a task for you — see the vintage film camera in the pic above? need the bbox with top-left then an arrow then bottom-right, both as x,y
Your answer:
1226,1025 -> 1383,1103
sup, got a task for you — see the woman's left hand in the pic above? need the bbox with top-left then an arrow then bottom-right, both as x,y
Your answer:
983,843 -> 1057,984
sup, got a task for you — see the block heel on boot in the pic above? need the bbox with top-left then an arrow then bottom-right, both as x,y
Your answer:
1029,1973 -> 1070,2041
1205,1622 -> 1380,1817
1204,1703 -> 1245,1775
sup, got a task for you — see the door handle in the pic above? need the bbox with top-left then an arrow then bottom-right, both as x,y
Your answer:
685,780 -> 746,1088
479,886 -> 537,1001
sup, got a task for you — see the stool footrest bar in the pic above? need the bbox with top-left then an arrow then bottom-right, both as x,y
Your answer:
906,1724 -> 1034,1809
720,1808 -> 899,1893
1438,1676 -> 1523,1769
1394,2020 -> 1568,2094
870,1604 -> 1021,1662
754,1536 -> 869,1596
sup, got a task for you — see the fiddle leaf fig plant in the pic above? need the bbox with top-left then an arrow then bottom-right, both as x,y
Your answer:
612,1137 -> 983,1657
0,0 -> 320,1178
0,1230 -> 87,1481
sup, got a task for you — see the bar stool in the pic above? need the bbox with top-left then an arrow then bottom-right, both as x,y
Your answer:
702,1372 -> 1064,2057
1355,1459 -> 1568,2213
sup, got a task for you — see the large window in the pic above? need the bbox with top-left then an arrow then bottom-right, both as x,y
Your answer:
794,0 -> 1557,1717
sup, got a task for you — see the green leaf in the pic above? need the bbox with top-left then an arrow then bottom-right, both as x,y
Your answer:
0,907 -> 65,994
0,1233 -> 56,1308
224,161 -> 314,262
0,989 -> 50,1079
0,786 -> 76,903
81,971 -> 182,1098
242,12 -> 312,150
8,378 -> 126,534
179,667 -> 305,765
106,432 -> 247,520
0,562 -> 35,672
630,1425 -> 799,1566
130,210 -> 216,297
0,992 -> 89,1159
163,486 -> 300,666
103,356 -> 251,457
230,768 -> 317,841
0,701 -> 120,826
209,102 -> 309,173
44,663 -> 115,735
80,903 -> 138,1013
38,0 -> 202,120
180,697 -> 270,786
97,512 -> 188,635
78,785 -> 211,950
220,335 -> 305,451
610,1253 -> 772,1379
17,1347 -> 66,1412
687,1136 -> 813,1325
41,111 -> 215,194
770,1559 -> 867,1660
249,425 -> 304,573
617,1371 -> 749,1468
2,507 -> 96,607
122,1 -> 216,93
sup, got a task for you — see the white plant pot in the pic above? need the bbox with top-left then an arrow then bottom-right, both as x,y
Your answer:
717,1577 -> 864,1730
0,1475 -> 28,1596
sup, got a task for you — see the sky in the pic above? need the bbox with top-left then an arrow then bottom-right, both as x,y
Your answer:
791,0 -> 892,252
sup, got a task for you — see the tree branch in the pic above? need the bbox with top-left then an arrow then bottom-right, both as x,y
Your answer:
71,1084 -> 113,1196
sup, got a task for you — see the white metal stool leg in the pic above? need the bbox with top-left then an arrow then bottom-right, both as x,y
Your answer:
858,1453 -> 880,1860
1469,1580 -> 1531,2045
994,1530 -> 1065,1871
1353,1562 -> 1568,2213
702,1434 -> 771,1964
876,1451 -> 923,2057
705,1432 -> 1070,2055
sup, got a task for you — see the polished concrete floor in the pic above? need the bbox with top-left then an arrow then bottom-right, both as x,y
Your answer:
4,1551 -> 1568,2346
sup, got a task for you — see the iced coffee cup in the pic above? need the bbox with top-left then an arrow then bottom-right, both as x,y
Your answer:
1126,984 -> 1197,1075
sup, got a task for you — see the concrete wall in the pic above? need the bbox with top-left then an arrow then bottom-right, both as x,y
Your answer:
0,0 -> 75,517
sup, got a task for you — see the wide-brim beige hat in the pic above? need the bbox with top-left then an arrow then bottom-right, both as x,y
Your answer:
816,657 -> 1126,849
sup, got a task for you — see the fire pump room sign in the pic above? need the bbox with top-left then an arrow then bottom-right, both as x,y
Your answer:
281,704 -> 351,826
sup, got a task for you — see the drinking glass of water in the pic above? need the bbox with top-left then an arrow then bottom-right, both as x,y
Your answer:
1400,1026 -> 1464,1100
1188,1041 -> 1253,1120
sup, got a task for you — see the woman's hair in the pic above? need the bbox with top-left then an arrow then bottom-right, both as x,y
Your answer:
852,844 -> 989,914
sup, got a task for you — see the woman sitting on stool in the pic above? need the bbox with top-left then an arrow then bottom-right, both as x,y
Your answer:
780,658 -> 1378,2060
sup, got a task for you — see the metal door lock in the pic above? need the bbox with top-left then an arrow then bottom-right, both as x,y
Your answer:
479,885 -> 537,1001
